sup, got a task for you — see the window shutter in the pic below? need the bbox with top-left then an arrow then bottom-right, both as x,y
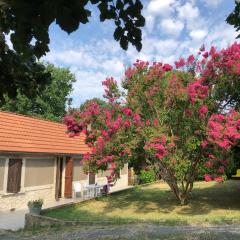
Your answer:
7,159 -> 22,193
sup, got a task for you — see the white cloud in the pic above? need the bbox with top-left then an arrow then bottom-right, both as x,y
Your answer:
159,18 -> 184,37
45,40 -> 124,76
177,1 -> 207,35
177,2 -> 199,20
71,70 -> 106,106
189,29 -> 208,41
44,39 -> 125,106
205,22 -> 239,48
145,15 -> 155,32
146,0 -> 176,17
126,37 -> 179,63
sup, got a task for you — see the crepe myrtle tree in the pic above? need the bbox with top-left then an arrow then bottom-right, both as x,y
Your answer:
64,43 -> 240,205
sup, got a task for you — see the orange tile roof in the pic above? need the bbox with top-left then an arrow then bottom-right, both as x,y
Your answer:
0,111 -> 90,155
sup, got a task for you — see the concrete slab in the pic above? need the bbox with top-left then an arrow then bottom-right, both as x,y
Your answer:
0,198 -> 80,231
0,208 -> 27,231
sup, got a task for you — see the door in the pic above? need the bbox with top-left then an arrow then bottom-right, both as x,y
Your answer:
89,172 -> 95,185
55,157 -> 63,201
7,159 -> 22,193
64,156 -> 73,198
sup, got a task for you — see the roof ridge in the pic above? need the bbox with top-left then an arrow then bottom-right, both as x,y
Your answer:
0,110 -> 64,126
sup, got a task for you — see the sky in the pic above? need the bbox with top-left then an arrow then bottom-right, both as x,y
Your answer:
43,0 -> 238,107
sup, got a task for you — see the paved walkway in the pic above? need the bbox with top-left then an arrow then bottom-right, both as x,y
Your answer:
0,209 -> 28,231
0,197 -> 80,231
1,223 -> 240,240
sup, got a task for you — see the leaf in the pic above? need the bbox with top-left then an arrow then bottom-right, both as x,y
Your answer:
116,0 -> 124,9
120,35 -> 128,50
114,26 -> 123,41
135,15 -> 145,27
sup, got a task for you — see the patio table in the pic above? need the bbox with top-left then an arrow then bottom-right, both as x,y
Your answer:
85,184 -> 104,197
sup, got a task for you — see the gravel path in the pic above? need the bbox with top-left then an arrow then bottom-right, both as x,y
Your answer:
1,224 -> 240,240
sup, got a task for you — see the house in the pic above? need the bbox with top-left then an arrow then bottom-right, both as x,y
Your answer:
0,111 -> 128,211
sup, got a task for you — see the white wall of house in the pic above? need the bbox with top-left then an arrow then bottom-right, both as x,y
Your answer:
0,155 -> 129,211
0,156 -> 56,211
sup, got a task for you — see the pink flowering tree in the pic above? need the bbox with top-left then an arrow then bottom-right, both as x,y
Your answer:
65,43 -> 240,205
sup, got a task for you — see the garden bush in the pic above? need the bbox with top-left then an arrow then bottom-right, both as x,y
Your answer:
138,169 -> 156,184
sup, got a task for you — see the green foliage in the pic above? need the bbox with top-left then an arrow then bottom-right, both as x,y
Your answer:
0,47 -> 51,104
79,98 -> 110,112
27,199 -> 43,208
0,0 -> 144,102
226,1 -> 240,38
138,169 -> 156,184
1,64 -> 76,122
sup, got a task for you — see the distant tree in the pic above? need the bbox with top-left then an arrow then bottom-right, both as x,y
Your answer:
1,64 -> 76,122
0,47 -> 51,104
80,98 -> 110,111
226,1 -> 240,38
68,98 -> 110,116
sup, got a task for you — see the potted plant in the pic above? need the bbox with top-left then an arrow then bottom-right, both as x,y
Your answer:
27,199 -> 43,215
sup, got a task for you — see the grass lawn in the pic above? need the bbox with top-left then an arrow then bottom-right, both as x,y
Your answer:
44,180 -> 240,225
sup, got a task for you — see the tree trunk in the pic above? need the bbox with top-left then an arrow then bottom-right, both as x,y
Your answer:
189,181 -> 194,192
179,192 -> 188,205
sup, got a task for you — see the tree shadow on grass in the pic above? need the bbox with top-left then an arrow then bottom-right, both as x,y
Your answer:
44,180 -> 240,223
107,180 -> 240,215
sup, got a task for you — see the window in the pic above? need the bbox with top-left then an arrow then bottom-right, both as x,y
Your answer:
7,159 -> 22,193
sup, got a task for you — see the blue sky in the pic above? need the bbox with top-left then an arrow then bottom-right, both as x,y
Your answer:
43,0 -> 238,107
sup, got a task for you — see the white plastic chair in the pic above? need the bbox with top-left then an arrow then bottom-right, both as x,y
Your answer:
83,183 -> 92,199
73,182 -> 83,199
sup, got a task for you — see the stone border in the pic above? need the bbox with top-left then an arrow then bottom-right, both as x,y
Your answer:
25,213 -> 240,230
24,213 -> 154,229
25,187 -> 136,229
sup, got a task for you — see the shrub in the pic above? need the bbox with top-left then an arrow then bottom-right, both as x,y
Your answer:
138,169 -> 156,184
27,199 -> 43,208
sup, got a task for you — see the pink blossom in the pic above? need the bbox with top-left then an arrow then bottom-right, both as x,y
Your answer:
217,166 -> 225,174
203,52 -> 209,58
96,136 -> 105,152
199,105 -> 208,118
204,161 -> 213,168
153,119 -> 159,127
133,113 -> 141,124
146,120 -> 151,126
201,140 -> 208,148
124,120 -> 132,128
122,108 -> 133,116
163,64 -> 173,72
101,130 -> 109,139
187,79 -> 208,104
187,55 -> 195,65
214,176 -> 224,183
175,58 -> 185,69
204,174 -> 212,182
